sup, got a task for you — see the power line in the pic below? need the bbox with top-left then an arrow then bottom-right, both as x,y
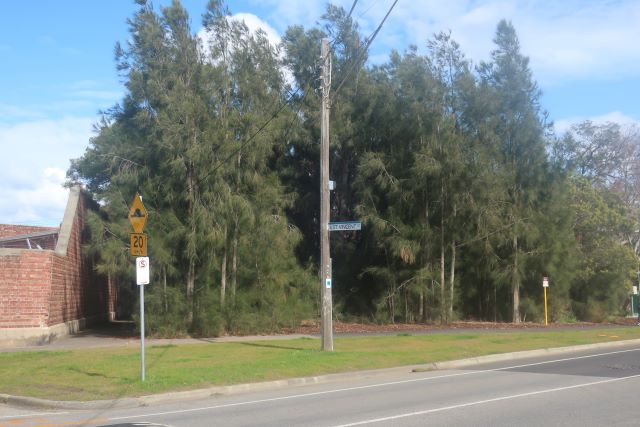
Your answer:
327,0 -> 360,49
357,0 -> 383,21
189,83 -> 307,191
331,0 -> 398,100
190,54 -> 325,191
190,52 -> 325,191
191,0 -> 376,191
347,0 -> 359,18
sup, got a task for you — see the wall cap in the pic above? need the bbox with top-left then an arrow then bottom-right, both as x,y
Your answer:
54,185 -> 81,257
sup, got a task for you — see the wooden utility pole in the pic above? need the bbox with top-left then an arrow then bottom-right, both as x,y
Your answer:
320,38 -> 333,351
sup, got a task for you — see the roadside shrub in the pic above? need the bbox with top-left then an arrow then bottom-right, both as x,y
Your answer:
137,286 -> 190,337
573,299 -> 608,322
221,283 -> 315,335
191,290 -> 224,337
520,297 -> 542,323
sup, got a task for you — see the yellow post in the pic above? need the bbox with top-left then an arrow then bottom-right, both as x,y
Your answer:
544,287 -> 548,326
543,276 -> 549,326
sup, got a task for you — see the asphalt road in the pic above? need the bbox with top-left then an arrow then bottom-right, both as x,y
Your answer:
2,343 -> 640,427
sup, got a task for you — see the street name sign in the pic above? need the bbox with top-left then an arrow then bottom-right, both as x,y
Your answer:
328,221 -> 361,231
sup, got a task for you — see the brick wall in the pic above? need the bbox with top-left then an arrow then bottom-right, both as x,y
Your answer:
0,251 -> 52,328
0,186 -> 116,335
48,193 -> 112,326
0,225 -> 58,239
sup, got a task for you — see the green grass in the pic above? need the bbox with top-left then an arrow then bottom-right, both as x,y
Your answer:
1,327 -> 640,401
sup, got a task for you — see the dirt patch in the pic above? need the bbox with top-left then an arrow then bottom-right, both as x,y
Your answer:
280,318 -> 638,335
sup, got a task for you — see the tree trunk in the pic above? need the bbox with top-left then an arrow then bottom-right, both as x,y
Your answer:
187,258 -> 195,324
389,292 -> 395,324
231,150 -> 241,303
449,239 -> 456,323
512,233 -> 521,323
221,226 -> 228,307
163,267 -> 168,313
404,289 -> 409,322
440,245 -> 445,324
494,280 -> 498,322
231,223 -> 238,302
440,184 -> 446,324
431,279 -> 436,322
423,188 -> 430,324
186,165 -> 196,325
448,203 -> 456,323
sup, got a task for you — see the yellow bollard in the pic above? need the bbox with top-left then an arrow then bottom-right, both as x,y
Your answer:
544,286 -> 548,326
543,277 -> 549,326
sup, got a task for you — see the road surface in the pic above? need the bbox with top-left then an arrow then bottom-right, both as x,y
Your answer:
2,343 -> 640,426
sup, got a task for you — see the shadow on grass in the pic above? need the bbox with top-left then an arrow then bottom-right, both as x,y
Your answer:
67,334 -> 175,423
238,341 -> 311,351
67,366 -> 114,379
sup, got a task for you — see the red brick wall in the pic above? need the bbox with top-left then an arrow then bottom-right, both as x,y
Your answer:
0,188 -> 115,330
0,251 -> 53,328
48,194 -> 83,325
0,225 -> 58,239
48,193 -> 112,326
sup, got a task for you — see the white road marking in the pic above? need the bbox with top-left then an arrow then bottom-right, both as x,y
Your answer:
333,373 -> 640,426
109,346 -> 640,421
0,411 -> 69,420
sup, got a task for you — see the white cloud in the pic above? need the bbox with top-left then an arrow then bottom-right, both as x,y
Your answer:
514,2 -> 640,86
554,111 -> 640,136
0,104 -> 46,122
197,13 -> 294,86
249,0 -> 330,32
253,1 -> 640,86
230,13 -> 281,46
390,1 -> 640,85
0,168 -> 69,226
65,80 -> 122,102
0,81 -> 121,125
0,116 -> 93,225
198,13 -> 280,58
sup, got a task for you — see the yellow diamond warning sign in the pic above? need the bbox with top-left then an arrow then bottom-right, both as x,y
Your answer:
128,193 -> 147,233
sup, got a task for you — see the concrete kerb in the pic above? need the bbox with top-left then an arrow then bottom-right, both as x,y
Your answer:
4,338 -> 640,411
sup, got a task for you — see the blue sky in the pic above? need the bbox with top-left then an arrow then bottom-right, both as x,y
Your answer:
1,0 -> 639,226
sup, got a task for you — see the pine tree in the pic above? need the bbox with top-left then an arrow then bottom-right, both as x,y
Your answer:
68,0 -> 314,335
478,20 -> 548,323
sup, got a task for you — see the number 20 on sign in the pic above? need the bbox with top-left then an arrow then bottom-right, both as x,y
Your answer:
130,233 -> 148,257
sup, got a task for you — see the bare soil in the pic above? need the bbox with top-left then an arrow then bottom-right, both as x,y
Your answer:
281,317 -> 638,335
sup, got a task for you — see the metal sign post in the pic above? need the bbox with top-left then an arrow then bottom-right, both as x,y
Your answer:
129,193 -> 149,382
136,257 -> 150,381
140,274 -> 145,382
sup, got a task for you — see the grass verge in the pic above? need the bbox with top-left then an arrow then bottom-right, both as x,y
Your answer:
2,327 -> 640,401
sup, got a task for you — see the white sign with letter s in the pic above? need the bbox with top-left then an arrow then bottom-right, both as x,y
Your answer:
136,257 -> 150,285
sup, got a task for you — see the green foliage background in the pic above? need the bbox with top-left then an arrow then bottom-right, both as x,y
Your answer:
68,0 -> 640,335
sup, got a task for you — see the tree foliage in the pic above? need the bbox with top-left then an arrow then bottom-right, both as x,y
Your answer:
69,0 -> 314,335
68,1 -> 638,334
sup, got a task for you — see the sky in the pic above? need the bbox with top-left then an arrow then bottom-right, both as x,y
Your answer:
1,0 -> 639,226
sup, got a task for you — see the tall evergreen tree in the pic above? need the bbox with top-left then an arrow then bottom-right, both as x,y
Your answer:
68,0 -> 314,335
478,20 -> 548,322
